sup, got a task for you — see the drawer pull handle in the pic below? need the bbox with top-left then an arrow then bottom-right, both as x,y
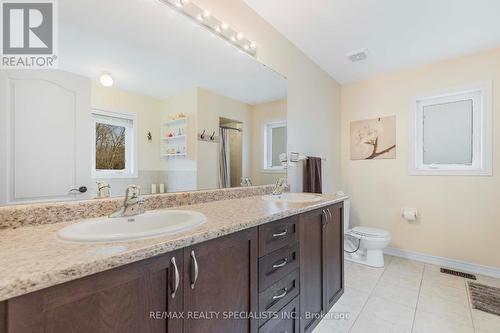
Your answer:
272,288 -> 288,300
273,258 -> 288,268
190,250 -> 199,289
273,230 -> 287,238
170,257 -> 180,299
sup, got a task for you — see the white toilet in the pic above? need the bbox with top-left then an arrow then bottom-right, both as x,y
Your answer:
343,199 -> 391,268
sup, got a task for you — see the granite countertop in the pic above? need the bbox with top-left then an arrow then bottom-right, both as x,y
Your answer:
0,194 -> 347,301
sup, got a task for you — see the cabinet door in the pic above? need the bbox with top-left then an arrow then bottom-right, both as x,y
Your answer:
6,251 -> 183,333
299,208 -> 327,333
183,228 -> 258,333
0,302 -> 5,333
324,203 -> 344,311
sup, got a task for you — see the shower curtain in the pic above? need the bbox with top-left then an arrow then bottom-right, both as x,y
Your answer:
219,128 -> 231,188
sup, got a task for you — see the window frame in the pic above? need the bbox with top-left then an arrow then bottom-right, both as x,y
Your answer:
263,120 -> 287,172
409,82 -> 492,176
91,109 -> 138,179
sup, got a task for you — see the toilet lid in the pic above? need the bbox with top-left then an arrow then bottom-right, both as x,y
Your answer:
351,226 -> 390,238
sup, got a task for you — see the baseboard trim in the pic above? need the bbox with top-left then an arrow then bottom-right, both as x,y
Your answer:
384,247 -> 500,279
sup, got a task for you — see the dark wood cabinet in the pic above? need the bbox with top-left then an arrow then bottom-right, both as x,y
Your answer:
1,203 -> 344,333
299,203 -> 344,333
5,250 -> 183,333
259,215 -> 298,257
324,203 -> 344,310
299,208 -> 326,333
258,297 -> 300,333
183,228 -> 258,333
0,302 -> 5,333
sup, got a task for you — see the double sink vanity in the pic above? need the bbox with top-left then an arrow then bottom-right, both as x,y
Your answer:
0,1 -> 345,332
0,187 -> 346,333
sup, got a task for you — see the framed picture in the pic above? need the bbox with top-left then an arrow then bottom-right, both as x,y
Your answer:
350,116 -> 396,160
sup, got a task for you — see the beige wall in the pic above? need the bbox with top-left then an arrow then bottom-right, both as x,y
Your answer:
341,48 -> 500,267
197,0 -> 342,193
250,99 -> 287,185
197,88 -> 251,189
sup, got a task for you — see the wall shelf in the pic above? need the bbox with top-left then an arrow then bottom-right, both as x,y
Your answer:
161,117 -> 188,158
161,153 -> 187,158
162,135 -> 186,141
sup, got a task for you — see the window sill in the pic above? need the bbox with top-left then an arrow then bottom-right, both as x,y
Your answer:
262,168 -> 286,174
409,168 -> 492,176
92,172 -> 139,179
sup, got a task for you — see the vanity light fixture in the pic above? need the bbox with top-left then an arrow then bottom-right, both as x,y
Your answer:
159,0 -> 257,57
99,73 -> 114,87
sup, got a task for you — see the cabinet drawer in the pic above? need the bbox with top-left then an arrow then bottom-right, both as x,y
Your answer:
259,269 -> 299,327
259,297 -> 300,333
259,243 -> 299,291
259,215 -> 298,257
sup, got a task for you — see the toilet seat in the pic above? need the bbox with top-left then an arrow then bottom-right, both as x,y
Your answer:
349,226 -> 390,239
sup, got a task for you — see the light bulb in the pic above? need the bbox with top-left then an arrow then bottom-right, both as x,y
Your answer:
250,41 -> 257,49
202,9 -> 211,18
230,35 -> 236,42
221,22 -> 228,30
99,73 -> 113,87
215,26 -> 221,33
196,14 -> 203,21
236,32 -> 244,40
244,44 -> 250,50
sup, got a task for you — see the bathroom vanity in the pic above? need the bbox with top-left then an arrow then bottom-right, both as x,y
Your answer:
0,193 -> 345,333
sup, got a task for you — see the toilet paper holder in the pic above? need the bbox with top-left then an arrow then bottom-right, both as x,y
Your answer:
401,208 -> 418,221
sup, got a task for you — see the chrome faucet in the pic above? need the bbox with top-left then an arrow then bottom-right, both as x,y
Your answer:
109,185 -> 145,218
271,177 -> 288,196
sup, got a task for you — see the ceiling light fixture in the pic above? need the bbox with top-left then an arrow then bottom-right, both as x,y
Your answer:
99,73 -> 114,87
160,0 -> 256,57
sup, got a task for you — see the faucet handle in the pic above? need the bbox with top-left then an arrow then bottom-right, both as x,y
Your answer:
125,185 -> 141,198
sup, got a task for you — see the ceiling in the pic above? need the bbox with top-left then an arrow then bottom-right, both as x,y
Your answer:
58,0 -> 286,104
245,0 -> 500,83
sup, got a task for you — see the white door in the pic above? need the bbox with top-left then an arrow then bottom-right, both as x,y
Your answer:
0,70 -> 91,204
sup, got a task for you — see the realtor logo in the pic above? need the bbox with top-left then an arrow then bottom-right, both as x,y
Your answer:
1,0 -> 57,68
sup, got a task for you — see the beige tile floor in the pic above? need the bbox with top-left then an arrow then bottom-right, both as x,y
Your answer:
313,255 -> 500,333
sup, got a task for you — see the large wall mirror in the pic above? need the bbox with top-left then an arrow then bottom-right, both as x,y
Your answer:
0,0 -> 287,205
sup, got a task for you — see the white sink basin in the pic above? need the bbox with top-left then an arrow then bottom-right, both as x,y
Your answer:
57,210 -> 207,243
262,193 -> 323,203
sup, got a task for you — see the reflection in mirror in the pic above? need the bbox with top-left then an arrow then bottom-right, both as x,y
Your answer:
0,0 -> 287,205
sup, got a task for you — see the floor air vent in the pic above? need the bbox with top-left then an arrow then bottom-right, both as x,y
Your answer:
440,268 -> 477,280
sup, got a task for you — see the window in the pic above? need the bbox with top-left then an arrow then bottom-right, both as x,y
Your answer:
264,121 -> 287,171
91,109 -> 137,178
410,82 -> 492,175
